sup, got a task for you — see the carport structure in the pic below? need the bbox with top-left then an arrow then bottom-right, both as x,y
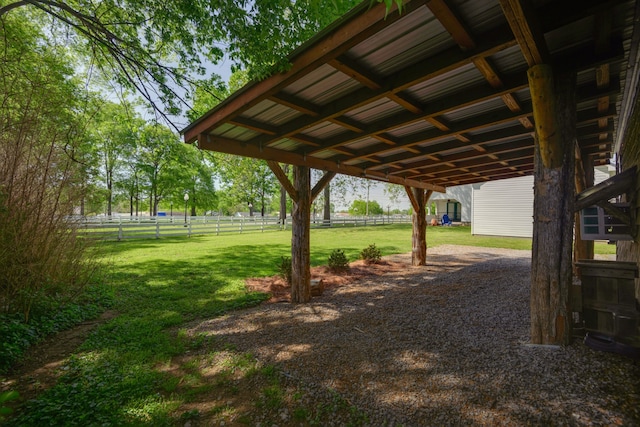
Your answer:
183,0 -> 640,345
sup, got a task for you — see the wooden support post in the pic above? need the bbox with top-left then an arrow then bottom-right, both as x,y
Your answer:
291,165 -> 311,303
528,64 -> 576,345
405,186 -> 433,266
268,162 -> 335,303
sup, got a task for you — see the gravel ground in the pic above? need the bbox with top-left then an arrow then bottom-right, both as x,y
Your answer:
189,245 -> 640,426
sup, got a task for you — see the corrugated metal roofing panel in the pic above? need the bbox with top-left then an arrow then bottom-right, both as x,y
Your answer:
212,124 -> 258,142
244,100 -> 303,126
268,138 -> 302,151
301,121 -> 349,139
349,7 -> 455,77
488,44 -> 528,75
344,97 -> 405,124
344,136 -> 380,150
281,65 -> 363,108
387,120 -> 434,138
408,63 -> 484,103
450,0 -> 507,35
441,97 -> 509,123
548,19 -> 595,55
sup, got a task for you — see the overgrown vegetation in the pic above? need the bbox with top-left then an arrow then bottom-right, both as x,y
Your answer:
328,249 -> 351,272
360,243 -> 382,264
0,11 -> 99,322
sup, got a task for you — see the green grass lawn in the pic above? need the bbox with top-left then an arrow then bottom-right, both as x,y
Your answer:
4,224 -> 615,425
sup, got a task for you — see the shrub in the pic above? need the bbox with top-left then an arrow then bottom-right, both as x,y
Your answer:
277,256 -> 292,286
328,249 -> 350,272
360,243 -> 382,264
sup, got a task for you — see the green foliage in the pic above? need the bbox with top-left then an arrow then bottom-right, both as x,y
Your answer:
328,249 -> 350,272
0,14 -> 100,321
0,285 -> 114,374
0,391 -> 19,421
348,199 -> 384,216
277,256 -> 293,286
360,244 -> 382,264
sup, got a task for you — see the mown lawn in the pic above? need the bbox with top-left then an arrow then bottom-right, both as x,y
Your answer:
3,225 -> 615,425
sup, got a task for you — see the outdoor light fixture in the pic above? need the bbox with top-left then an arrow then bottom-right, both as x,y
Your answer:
184,192 -> 189,226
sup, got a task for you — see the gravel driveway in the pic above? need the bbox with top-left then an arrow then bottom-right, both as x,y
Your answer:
190,245 -> 640,426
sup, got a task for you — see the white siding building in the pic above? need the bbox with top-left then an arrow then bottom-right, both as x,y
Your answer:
471,167 -> 612,238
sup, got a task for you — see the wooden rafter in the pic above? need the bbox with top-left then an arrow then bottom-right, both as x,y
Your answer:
199,134 -> 445,192
499,0 -> 550,66
428,0 -> 534,129
182,0 -> 632,192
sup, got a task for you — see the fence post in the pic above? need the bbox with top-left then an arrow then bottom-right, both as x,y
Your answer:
118,222 -> 123,241
156,221 -> 160,239
188,221 -> 192,238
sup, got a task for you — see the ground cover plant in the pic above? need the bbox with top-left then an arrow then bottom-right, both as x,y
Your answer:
1,224 -> 615,425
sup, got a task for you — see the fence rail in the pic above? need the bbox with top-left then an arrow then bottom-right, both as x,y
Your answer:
74,215 -> 412,240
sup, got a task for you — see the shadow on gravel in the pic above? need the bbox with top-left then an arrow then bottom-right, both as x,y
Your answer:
189,246 -> 640,426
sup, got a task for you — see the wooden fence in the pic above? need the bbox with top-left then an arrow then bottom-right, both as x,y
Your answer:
74,215 -> 412,241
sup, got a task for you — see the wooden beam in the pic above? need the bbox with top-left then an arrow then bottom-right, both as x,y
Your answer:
329,56 -> 381,89
311,171 -> 336,202
269,93 -> 319,117
182,0 -> 422,142
427,0 -> 476,50
499,0 -> 550,66
267,161 -> 298,202
197,134 -> 445,192
528,65 -> 562,168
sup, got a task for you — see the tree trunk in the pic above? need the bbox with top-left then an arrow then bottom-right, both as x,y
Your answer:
291,165 -> 311,303
323,184 -> 331,225
528,65 -> 576,345
405,187 -> 432,266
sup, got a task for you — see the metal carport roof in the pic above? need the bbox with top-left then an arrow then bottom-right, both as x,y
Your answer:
183,0 -> 640,192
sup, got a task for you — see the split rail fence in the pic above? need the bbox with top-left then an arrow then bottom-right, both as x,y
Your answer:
75,215 -> 411,241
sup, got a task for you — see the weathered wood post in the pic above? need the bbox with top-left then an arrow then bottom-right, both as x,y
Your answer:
405,186 -> 433,266
528,64 -> 576,345
291,165 -> 311,303
267,161 -> 335,303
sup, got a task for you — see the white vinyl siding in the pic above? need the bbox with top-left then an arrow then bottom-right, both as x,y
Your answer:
472,176 -> 534,238
471,169 -> 610,238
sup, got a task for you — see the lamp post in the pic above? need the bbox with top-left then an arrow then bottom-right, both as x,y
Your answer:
184,192 -> 189,226
170,201 -> 173,221
248,202 -> 253,217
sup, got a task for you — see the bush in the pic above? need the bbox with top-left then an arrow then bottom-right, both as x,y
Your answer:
277,256 -> 292,286
328,249 -> 350,272
360,243 -> 382,264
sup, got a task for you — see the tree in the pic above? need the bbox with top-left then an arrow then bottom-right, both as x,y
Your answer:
90,101 -> 141,216
349,199 -> 383,216
137,123 -> 183,216
0,12 -> 96,318
217,156 -> 278,216
0,0 -> 363,127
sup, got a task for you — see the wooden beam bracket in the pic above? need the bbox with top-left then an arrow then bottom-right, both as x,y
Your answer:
267,161 -> 298,202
